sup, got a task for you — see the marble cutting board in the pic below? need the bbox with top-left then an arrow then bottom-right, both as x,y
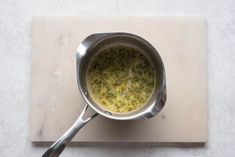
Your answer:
30,16 -> 208,143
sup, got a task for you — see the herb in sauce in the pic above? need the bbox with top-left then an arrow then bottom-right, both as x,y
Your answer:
86,46 -> 155,113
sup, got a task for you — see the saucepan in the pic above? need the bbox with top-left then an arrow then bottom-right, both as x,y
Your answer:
43,32 -> 167,157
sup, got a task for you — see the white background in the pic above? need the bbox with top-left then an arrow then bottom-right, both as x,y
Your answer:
0,0 -> 235,156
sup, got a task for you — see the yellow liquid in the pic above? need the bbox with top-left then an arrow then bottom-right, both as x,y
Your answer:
86,46 -> 155,113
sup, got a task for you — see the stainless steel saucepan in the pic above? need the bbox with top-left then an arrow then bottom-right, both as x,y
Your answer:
43,32 -> 167,157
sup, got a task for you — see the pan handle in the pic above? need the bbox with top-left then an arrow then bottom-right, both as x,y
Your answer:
42,105 -> 98,157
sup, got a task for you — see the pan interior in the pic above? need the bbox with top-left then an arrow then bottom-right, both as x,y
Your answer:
86,44 -> 156,114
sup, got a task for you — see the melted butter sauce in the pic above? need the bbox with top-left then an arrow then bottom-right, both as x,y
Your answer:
86,46 -> 155,113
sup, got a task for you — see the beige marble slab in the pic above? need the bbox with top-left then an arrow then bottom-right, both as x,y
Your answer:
30,16 -> 207,143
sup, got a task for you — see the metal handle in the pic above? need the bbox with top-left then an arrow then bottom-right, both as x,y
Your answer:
42,105 -> 98,157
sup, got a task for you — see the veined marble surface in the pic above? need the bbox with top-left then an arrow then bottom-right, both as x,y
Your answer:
31,16 -> 208,143
0,0 -> 235,157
